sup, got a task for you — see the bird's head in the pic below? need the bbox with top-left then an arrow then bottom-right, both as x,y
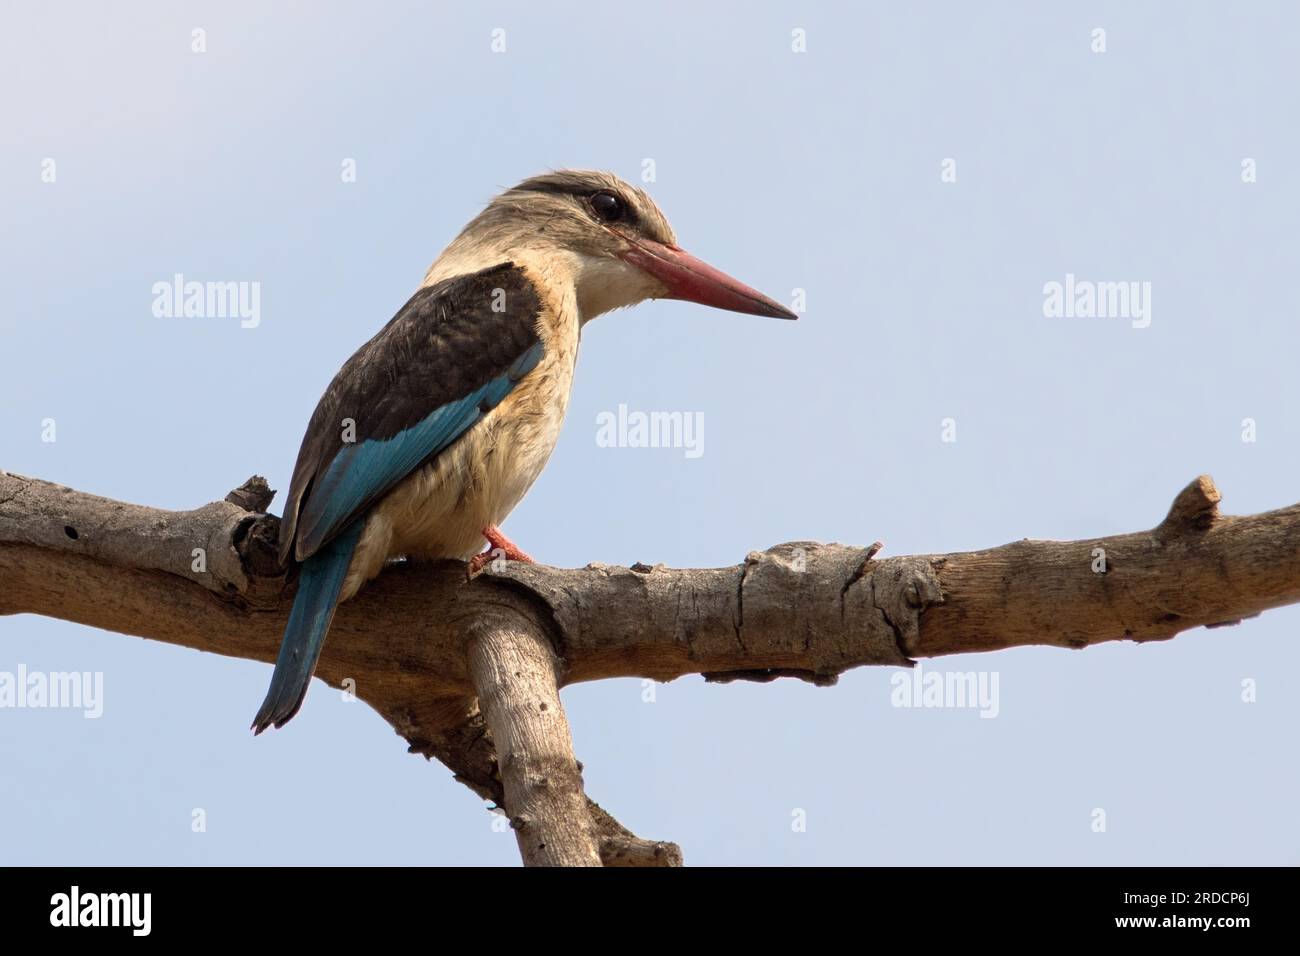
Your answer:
427,169 -> 796,322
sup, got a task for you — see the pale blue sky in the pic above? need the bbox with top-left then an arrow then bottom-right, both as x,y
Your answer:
2,1 -> 1297,865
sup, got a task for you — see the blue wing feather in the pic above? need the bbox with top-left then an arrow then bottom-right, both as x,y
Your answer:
295,340 -> 543,557
251,518 -> 364,733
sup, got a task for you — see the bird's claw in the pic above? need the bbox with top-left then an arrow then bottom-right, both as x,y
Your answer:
466,526 -> 535,580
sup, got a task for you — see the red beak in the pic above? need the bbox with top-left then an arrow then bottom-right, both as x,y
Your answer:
619,237 -> 797,320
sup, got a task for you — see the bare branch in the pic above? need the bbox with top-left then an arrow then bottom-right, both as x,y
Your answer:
0,471 -> 679,865
406,707 -> 680,867
3,470 -> 1297,864
466,609 -> 600,866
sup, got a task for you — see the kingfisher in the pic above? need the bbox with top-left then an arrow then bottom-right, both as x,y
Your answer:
252,170 -> 795,733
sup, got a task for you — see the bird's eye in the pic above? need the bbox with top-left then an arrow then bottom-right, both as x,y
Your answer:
590,191 -> 625,223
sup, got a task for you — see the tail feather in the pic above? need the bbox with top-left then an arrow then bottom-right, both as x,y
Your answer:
252,521 -> 363,734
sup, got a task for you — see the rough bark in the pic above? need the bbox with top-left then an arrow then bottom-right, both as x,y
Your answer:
1,470 -> 1295,865
466,610 -> 601,866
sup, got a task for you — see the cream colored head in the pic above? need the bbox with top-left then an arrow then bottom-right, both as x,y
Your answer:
424,169 -> 796,323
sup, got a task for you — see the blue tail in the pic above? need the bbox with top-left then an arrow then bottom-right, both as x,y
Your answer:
251,521 -> 363,734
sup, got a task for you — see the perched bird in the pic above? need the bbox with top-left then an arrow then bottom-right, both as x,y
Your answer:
253,170 -> 795,733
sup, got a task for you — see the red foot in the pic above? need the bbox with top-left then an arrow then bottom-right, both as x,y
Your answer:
467,525 -> 535,578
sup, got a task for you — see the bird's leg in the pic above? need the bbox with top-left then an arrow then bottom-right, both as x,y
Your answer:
467,524 -> 535,578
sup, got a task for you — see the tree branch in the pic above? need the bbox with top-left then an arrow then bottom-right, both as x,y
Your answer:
2,470 -> 1296,865
466,609 -> 601,866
